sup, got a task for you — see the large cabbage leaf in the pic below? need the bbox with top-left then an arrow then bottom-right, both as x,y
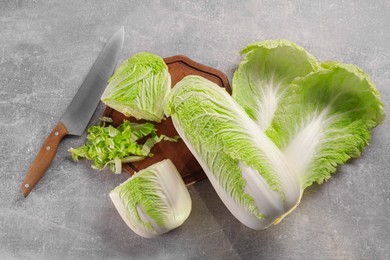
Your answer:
266,61 -> 385,188
233,40 -> 385,190
101,52 -> 171,122
109,159 -> 192,238
165,75 -> 302,230
232,40 -> 319,131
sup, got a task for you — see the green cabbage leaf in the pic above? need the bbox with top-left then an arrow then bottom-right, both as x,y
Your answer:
233,40 -> 385,190
232,40 -> 319,131
266,61 -> 385,188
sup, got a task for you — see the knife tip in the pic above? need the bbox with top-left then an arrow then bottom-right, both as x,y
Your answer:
110,26 -> 125,47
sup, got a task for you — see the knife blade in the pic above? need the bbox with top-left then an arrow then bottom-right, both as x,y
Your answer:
21,27 -> 124,198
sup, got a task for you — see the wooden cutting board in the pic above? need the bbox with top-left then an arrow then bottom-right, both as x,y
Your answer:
102,55 -> 231,185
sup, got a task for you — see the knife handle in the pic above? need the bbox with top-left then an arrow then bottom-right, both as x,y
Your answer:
21,122 -> 69,198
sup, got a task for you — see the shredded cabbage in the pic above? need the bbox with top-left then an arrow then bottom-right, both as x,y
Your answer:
69,119 -> 178,174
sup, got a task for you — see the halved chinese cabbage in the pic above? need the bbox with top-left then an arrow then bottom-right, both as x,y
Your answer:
165,76 -> 302,230
101,52 -> 170,122
109,159 -> 191,238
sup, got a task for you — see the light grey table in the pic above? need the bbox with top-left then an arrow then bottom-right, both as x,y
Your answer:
1,1 -> 389,259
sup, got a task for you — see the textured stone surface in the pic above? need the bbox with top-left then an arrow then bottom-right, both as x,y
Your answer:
1,0 -> 389,259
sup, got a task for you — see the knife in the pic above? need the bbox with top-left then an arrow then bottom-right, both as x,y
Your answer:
21,27 -> 124,198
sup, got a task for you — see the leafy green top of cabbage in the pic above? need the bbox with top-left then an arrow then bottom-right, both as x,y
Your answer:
233,40 -> 385,190
101,52 -> 171,122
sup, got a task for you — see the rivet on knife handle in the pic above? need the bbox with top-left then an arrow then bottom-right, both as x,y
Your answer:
21,122 -> 68,197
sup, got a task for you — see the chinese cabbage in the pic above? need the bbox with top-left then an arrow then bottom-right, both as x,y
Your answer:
165,75 -> 302,230
266,61 -> 385,188
232,40 -> 319,131
101,52 -> 171,122
233,40 -> 385,189
109,159 -> 192,238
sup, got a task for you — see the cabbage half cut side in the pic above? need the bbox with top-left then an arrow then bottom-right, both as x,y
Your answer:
109,159 -> 192,238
